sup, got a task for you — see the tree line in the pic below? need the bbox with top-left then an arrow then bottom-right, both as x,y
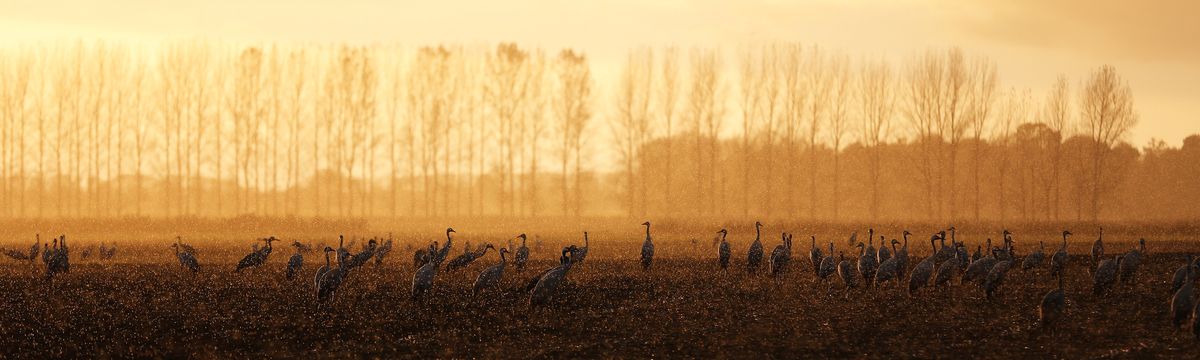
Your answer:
0,41 -> 1192,222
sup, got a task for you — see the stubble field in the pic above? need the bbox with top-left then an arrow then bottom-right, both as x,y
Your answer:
1,218 -> 1199,358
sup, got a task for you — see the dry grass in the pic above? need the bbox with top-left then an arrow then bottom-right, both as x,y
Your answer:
1,219 -> 1199,358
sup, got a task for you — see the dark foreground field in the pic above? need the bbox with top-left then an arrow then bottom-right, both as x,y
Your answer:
1,221 -> 1199,358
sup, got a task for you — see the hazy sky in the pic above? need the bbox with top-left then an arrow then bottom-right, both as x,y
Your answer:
3,0 -> 1197,146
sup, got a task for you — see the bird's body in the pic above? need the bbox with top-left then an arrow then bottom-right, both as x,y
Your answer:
172,243 -> 200,273
1170,256 -> 1194,329
336,235 -> 350,265
875,257 -> 899,287
530,247 -> 576,306
933,256 -> 961,288
412,228 -> 455,300
857,239 -> 878,286
640,222 -> 654,271
373,238 -> 393,266
1118,238 -> 1145,283
895,232 -> 911,279
474,248 -> 509,295
877,236 -> 892,265
344,240 -> 378,270
1170,261 -> 1199,295
1051,231 -> 1071,278
1093,255 -> 1121,296
817,242 -> 836,280
836,252 -> 858,289
1022,241 -> 1046,270
314,247 -> 333,291
286,253 -> 303,280
769,234 -> 792,277
983,260 -> 1013,299
908,235 -> 941,295
447,243 -> 492,272
413,242 -> 436,269
235,237 -> 277,272
515,235 -> 530,272
1039,275 -> 1066,328
316,265 -> 345,303
1091,227 -> 1104,266
747,222 -> 764,273
717,229 -> 731,270
575,232 -> 590,264
809,235 -> 822,275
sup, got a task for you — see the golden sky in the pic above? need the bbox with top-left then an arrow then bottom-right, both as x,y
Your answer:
3,0 -> 1197,146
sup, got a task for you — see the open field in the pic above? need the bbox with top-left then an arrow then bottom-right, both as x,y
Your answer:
2,219 -> 1200,358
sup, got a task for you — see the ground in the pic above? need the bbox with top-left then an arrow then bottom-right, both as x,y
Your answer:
1,219 -> 1198,358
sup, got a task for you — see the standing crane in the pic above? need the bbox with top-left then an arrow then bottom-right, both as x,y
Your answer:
1091,227 -> 1104,268
808,235 -> 822,275
717,229 -> 731,271
514,233 -> 530,272
1039,274 -> 1065,328
1022,241 -> 1046,270
640,221 -> 654,271
895,231 -> 911,279
747,221 -> 764,273
908,233 -> 942,296
1050,231 -> 1071,278
286,241 -> 304,280
1118,238 -> 1146,283
473,247 -> 510,295
530,247 -> 576,307
769,233 -> 792,278
314,246 -> 335,293
1093,255 -> 1122,296
171,242 -> 200,273
235,237 -> 278,272
836,252 -> 858,290
574,232 -> 590,264
857,240 -> 877,287
1170,255 -> 1194,330
316,248 -> 346,303
817,241 -> 836,281
373,235 -> 394,266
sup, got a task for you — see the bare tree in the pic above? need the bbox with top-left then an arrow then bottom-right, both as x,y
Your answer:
738,47 -> 763,217
995,87 -> 1029,223
826,52 -> 852,220
612,48 -> 654,217
689,48 -> 725,216
553,49 -> 592,217
858,57 -> 895,221
966,56 -> 997,222
1080,65 -> 1137,221
804,46 -> 832,220
658,46 -> 680,218
780,44 -> 806,218
1041,75 -> 1070,221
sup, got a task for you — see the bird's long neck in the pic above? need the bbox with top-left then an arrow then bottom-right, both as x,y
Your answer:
754,225 -> 761,242
644,224 -> 651,239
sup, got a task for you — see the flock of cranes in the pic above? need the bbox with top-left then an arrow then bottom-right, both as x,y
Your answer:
4,221 -> 1200,338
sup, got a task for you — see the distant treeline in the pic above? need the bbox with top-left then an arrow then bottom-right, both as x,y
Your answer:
0,41 -> 1190,221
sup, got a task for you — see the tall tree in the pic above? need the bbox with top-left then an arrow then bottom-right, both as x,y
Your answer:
858,57 -> 895,221
612,48 -> 654,217
1041,75 -> 1071,221
1080,65 -> 1137,221
553,49 -> 592,217
966,56 -> 997,222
